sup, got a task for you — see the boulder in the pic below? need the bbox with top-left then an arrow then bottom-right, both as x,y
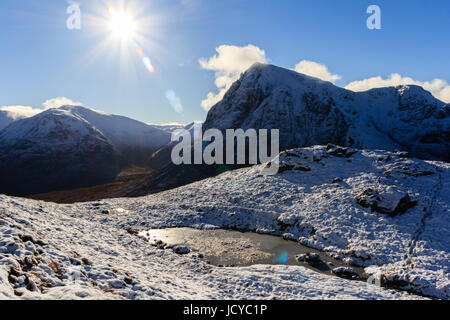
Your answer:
357,186 -> 417,217
172,246 -> 191,255
332,266 -> 360,280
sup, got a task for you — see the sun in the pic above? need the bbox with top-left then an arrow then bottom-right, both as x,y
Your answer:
84,3 -> 159,74
108,7 -> 136,40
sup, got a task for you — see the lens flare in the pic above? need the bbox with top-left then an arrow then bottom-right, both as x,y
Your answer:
166,90 -> 183,113
276,251 -> 289,264
132,41 -> 155,73
143,56 -> 155,73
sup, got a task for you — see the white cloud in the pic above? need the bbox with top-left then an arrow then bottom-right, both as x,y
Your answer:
345,74 -> 450,103
198,46 -> 450,109
294,60 -> 341,83
42,97 -> 83,109
0,105 -> 43,118
0,97 -> 84,119
199,44 -> 268,110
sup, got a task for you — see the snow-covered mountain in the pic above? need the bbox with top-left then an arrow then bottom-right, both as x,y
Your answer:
0,106 -> 171,196
0,146 -> 447,299
0,110 -> 29,131
145,64 -> 449,196
150,123 -> 187,133
204,63 -> 450,161
55,106 -> 171,156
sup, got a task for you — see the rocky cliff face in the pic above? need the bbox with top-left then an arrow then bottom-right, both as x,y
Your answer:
204,63 -> 449,161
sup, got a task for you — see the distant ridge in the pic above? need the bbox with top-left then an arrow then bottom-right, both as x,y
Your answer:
0,106 -> 170,196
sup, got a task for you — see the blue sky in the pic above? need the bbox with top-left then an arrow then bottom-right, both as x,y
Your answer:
1,0 -> 449,124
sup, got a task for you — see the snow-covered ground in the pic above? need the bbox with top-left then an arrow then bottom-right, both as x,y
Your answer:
1,146 -> 448,300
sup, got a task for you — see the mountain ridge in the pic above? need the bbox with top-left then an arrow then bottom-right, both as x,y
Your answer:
204,63 -> 449,161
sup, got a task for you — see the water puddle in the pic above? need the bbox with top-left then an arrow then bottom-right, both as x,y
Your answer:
138,228 -> 366,280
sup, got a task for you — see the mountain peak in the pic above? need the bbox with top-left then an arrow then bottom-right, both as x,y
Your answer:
205,63 -> 449,161
57,105 -> 111,116
243,62 -> 335,86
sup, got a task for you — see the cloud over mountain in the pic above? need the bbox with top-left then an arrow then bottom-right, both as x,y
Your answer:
200,44 -> 450,107
0,105 -> 43,118
345,74 -> 450,103
294,60 -> 341,83
0,97 -> 84,119
199,44 -> 268,110
42,97 -> 83,109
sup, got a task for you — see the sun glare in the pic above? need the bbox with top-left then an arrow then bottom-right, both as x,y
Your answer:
108,7 -> 136,40
83,4 -> 158,75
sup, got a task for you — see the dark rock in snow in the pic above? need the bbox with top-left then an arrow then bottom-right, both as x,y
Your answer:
326,144 -> 357,158
356,187 -> 417,217
395,150 -> 412,159
278,164 -> 295,173
172,246 -> 191,255
14,289 -> 24,297
26,278 -> 38,292
356,188 -> 378,208
332,267 -> 360,280
70,258 -> 82,266
296,252 -> 330,271
8,274 -> 18,284
124,276 -> 133,285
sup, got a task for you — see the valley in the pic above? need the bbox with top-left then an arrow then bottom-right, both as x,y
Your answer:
29,166 -> 155,204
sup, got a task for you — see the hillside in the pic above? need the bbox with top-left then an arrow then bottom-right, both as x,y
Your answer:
2,146 -> 447,299
0,106 -> 170,196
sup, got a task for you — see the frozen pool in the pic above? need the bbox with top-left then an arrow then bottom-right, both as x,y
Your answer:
138,227 -> 366,280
